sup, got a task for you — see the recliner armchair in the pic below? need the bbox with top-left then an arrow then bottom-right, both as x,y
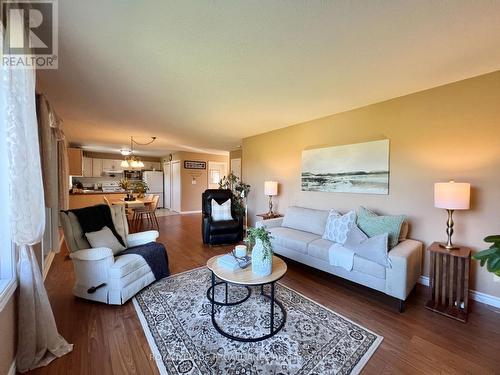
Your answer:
202,189 -> 243,245
60,205 -> 159,305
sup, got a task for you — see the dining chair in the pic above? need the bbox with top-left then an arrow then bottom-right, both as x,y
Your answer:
134,195 -> 160,231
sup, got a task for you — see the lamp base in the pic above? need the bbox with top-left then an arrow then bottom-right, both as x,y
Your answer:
438,243 -> 459,251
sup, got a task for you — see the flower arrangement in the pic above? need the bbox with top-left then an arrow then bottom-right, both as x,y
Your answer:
134,180 -> 149,198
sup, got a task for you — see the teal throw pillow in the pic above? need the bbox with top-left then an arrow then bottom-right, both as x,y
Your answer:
356,206 -> 406,249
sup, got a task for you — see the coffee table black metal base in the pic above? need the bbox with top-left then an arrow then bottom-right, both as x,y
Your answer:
207,271 -> 286,342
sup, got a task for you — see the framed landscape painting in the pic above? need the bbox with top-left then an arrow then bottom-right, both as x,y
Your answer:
301,139 -> 390,194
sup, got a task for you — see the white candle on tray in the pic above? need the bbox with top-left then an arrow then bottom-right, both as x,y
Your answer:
234,245 -> 247,258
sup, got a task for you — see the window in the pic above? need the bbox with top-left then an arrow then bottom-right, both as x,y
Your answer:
0,99 -> 16,311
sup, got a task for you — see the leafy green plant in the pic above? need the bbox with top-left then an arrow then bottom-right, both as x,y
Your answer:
134,180 -> 149,198
247,227 -> 273,260
119,178 -> 131,191
218,173 -> 251,217
472,235 -> 500,276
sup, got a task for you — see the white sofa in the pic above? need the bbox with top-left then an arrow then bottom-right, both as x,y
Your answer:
60,205 -> 159,305
256,206 -> 422,310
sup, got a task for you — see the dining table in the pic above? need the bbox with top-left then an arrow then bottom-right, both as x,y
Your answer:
111,197 -> 155,231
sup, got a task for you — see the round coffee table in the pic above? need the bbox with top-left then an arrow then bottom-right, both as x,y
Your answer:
206,255 -> 287,342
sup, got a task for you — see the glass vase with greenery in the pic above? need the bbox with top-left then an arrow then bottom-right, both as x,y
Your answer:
472,235 -> 500,280
247,227 -> 273,260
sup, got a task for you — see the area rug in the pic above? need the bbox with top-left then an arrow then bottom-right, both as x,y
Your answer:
133,267 -> 383,374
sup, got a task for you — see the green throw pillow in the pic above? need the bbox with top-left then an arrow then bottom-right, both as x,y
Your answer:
356,206 -> 406,249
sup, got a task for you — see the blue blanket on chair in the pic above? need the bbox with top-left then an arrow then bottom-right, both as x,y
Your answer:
117,242 -> 170,280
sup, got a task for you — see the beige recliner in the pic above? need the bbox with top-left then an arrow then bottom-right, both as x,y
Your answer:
60,205 -> 159,305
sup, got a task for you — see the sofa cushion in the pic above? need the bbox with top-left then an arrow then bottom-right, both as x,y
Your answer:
268,227 -> 320,254
307,238 -> 334,262
353,255 -> 386,279
322,210 -> 356,244
357,206 -> 406,249
281,206 -> 330,236
60,211 -> 91,252
209,219 -> 240,235
110,254 -> 148,279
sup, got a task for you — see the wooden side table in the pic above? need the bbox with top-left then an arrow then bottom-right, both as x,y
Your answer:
256,213 -> 283,220
425,242 -> 471,323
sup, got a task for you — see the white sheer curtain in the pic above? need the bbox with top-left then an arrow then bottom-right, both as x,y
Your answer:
1,65 -> 73,372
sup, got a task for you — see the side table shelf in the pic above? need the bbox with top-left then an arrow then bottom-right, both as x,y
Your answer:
425,242 -> 471,323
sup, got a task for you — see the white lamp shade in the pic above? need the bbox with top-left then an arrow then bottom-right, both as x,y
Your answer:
120,160 -> 129,168
264,181 -> 278,196
434,181 -> 470,210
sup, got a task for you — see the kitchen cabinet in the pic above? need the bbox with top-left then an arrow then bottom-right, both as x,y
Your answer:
141,161 -> 161,171
102,159 -> 124,172
92,158 -> 103,177
68,148 -> 83,176
83,157 -> 93,177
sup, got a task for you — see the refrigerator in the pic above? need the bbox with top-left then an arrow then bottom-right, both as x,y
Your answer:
143,171 -> 164,208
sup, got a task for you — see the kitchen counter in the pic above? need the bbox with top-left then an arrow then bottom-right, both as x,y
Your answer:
70,190 -> 126,195
69,191 -> 129,209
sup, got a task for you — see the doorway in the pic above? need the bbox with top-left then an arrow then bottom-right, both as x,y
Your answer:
171,161 -> 181,213
230,158 -> 241,180
208,161 -> 228,189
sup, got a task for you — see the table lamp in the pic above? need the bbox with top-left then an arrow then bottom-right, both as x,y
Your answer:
434,181 -> 470,250
264,181 -> 278,216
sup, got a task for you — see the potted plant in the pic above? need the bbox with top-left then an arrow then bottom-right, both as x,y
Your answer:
218,173 -> 251,217
119,178 -> 134,201
134,180 -> 149,198
472,235 -> 500,282
247,227 -> 273,276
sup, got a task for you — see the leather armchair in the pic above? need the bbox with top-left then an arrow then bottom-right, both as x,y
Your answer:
202,189 -> 243,245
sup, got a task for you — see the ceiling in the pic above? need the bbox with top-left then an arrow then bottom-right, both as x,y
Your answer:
37,1 -> 500,156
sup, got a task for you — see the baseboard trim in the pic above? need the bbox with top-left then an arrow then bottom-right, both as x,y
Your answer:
180,210 -> 202,214
7,359 -> 16,375
417,275 -> 500,309
418,275 -> 430,286
43,250 -> 56,281
0,279 -> 17,313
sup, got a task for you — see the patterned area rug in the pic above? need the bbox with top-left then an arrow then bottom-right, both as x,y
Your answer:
133,267 -> 382,374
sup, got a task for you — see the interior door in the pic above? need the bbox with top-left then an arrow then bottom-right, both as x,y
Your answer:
163,162 -> 171,209
171,161 -> 181,213
208,161 -> 228,189
230,158 -> 241,180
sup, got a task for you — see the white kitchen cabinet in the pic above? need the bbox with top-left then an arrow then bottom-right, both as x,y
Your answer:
102,159 -> 115,171
113,159 -> 124,172
92,158 -> 103,177
83,157 -> 93,177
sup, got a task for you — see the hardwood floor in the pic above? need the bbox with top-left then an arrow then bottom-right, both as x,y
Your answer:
29,214 -> 500,374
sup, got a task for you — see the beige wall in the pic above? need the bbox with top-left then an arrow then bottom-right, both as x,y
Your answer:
229,149 -> 242,160
162,152 -> 229,212
243,70 -> 500,298
0,295 -> 16,375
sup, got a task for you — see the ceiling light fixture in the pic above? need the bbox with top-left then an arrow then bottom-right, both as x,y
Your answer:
121,136 -> 156,169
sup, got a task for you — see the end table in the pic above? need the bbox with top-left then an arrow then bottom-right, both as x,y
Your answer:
425,242 -> 471,323
257,213 -> 283,220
